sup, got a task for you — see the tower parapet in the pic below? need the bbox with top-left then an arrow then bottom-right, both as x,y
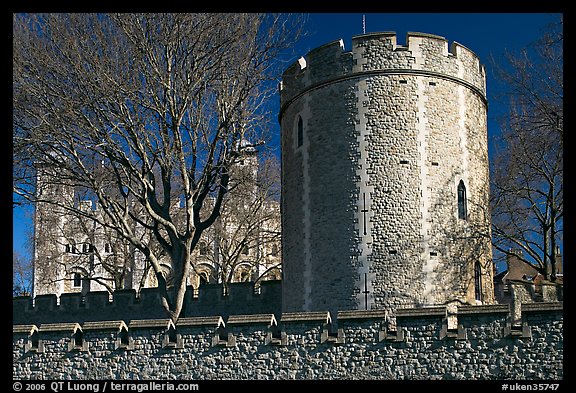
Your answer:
280,32 -> 493,315
280,32 -> 486,122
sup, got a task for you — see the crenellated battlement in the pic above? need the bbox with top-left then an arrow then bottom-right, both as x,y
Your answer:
13,302 -> 563,379
279,31 -> 486,120
13,280 -> 282,325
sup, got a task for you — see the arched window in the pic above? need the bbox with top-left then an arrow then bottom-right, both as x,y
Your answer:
118,327 -> 130,347
474,262 -> 483,302
73,272 -> 82,288
30,330 -> 40,350
457,180 -> 467,220
199,241 -> 208,256
73,329 -> 84,348
297,116 -> 303,148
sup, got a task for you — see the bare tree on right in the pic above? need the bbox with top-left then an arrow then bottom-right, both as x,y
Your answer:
490,16 -> 563,280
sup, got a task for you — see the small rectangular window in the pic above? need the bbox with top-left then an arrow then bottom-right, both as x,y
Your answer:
400,160 -> 409,165
73,273 -> 82,288
429,81 -> 437,86
399,80 -> 408,84
297,116 -> 304,148
431,162 -> 439,166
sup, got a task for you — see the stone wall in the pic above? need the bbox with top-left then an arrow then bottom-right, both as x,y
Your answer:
280,32 -> 493,315
13,280 -> 281,325
13,303 -> 562,380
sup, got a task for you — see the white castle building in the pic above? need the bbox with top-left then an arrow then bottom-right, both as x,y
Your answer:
32,148 -> 281,298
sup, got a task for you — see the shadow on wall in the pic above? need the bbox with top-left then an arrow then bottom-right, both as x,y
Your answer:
13,280 -> 282,325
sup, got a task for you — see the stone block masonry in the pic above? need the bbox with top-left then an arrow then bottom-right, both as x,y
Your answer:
13,280 -> 282,325
13,303 -> 562,380
280,32 -> 494,316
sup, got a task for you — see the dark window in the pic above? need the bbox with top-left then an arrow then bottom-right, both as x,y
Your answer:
73,273 -> 82,288
167,326 -> 178,344
82,244 -> 90,253
241,244 -> 249,255
199,241 -> 208,256
271,244 -> 278,257
240,269 -> 251,282
30,330 -> 39,349
297,116 -> 303,148
105,243 -> 111,253
119,328 -> 130,347
474,262 -> 483,302
457,180 -> 467,220
73,330 -> 83,348
65,244 -> 71,253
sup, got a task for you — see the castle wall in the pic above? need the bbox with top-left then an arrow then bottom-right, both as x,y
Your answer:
13,281 -> 282,325
13,303 -> 563,380
280,32 -> 493,315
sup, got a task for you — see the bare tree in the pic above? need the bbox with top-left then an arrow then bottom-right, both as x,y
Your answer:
489,16 -> 563,280
196,152 -> 281,289
13,252 -> 33,297
13,13 -> 302,320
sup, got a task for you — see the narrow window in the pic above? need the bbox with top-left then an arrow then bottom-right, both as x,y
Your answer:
199,241 -> 208,256
474,262 -> 483,302
457,180 -> 467,220
271,244 -> 279,257
65,244 -> 71,253
73,273 -> 82,288
73,330 -> 83,348
119,328 -> 130,346
105,243 -> 111,253
82,244 -> 90,253
241,244 -> 249,255
167,326 -> 178,344
297,116 -> 303,148
30,330 -> 40,350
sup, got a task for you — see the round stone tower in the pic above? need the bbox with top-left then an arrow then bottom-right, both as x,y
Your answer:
280,32 -> 494,315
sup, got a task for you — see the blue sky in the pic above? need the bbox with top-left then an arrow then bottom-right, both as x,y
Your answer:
13,13 -> 561,262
